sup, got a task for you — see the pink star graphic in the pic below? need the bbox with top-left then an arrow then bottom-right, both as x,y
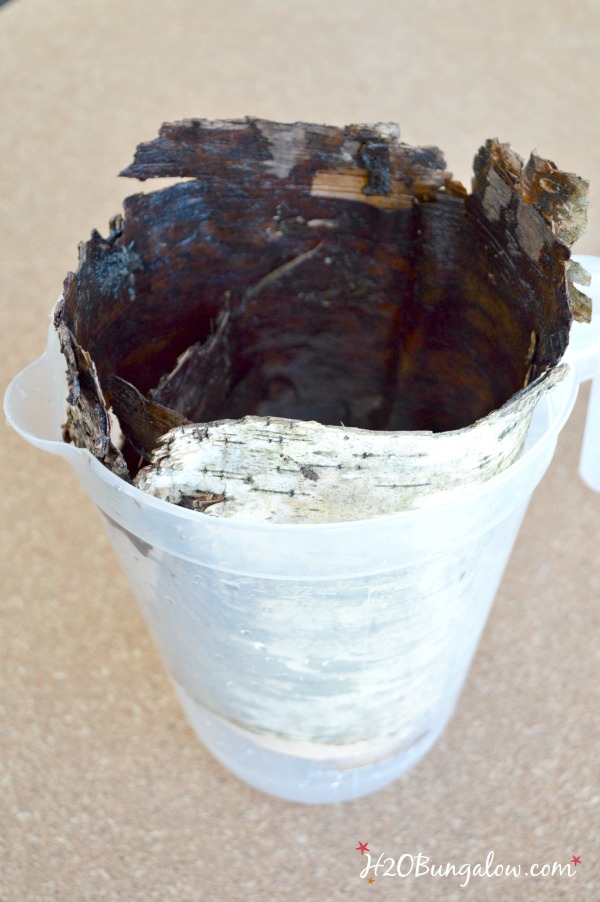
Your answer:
355,841 -> 370,854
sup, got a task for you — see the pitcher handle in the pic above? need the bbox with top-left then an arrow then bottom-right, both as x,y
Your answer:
568,255 -> 600,491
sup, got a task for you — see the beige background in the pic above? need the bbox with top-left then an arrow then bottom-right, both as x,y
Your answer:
1,1 -> 599,899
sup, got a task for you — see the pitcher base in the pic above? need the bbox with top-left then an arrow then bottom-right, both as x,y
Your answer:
173,682 -> 452,804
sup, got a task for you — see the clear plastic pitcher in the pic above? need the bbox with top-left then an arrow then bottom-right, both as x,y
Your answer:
5,255 -> 600,804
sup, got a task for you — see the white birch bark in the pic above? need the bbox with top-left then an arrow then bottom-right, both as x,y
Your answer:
134,365 -> 566,523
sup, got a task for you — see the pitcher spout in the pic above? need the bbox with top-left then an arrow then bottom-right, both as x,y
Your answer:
4,316 -> 73,457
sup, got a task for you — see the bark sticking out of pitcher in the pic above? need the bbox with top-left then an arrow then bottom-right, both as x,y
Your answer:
54,120 -> 590,521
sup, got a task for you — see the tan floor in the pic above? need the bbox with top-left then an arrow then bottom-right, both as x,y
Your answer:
1,1 -> 599,899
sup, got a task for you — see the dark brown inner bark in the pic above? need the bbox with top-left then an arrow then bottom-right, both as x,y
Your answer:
64,190 -> 544,435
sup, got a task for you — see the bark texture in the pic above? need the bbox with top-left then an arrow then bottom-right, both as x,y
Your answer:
53,119 -> 591,521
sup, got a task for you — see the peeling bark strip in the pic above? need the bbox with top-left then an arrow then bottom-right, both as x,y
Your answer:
54,119 -> 591,521
108,375 -> 190,462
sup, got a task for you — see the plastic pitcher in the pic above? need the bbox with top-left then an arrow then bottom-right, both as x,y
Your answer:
5,255 -> 600,804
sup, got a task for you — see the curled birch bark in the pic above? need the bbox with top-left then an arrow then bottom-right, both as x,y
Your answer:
53,119 -> 591,521
134,366 -> 566,522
